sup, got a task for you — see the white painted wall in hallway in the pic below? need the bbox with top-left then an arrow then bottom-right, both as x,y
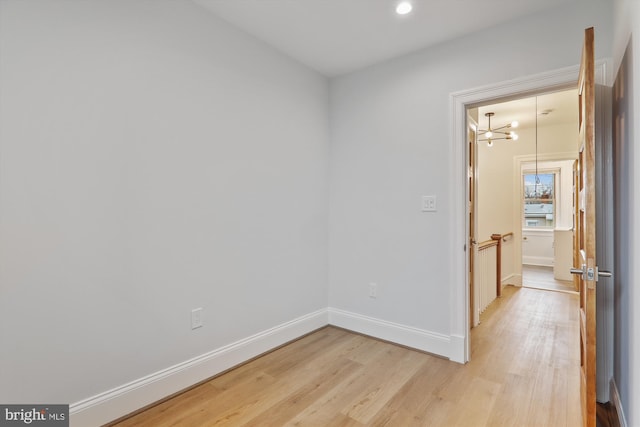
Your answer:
0,0 -> 329,409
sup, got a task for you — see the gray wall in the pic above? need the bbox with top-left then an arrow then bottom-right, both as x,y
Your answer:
0,0 -> 329,404
3,0 -> 639,424
612,0 -> 640,424
329,1 -> 612,335
613,41 -> 633,425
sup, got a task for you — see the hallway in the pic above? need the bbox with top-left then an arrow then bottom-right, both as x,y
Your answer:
522,264 -> 577,293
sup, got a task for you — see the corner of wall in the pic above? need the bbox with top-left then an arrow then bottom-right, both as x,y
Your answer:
327,307 -> 456,361
70,309 -> 329,426
610,378 -> 628,427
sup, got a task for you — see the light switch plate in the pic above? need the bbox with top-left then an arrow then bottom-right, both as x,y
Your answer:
422,195 -> 437,212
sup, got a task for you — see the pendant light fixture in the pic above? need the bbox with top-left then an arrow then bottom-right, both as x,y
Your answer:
477,112 -> 519,147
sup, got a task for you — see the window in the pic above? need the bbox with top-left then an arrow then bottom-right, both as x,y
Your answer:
523,173 -> 555,228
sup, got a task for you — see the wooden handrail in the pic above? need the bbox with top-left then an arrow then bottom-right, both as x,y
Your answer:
491,234 -> 504,298
478,239 -> 499,250
477,232 -> 513,299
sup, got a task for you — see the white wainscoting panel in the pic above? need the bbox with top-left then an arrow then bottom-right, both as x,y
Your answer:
522,229 -> 554,267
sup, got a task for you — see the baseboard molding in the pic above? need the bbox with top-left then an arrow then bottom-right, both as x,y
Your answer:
328,307 -> 451,360
448,334 -> 465,364
70,308 -> 329,427
610,378 -> 628,427
501,273 -> 518,286
70,307 -> 458,426
522,257 -> 553,267
507,274 -> 522,286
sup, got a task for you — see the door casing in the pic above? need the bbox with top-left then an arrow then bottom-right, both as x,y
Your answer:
449,60 -> 610,363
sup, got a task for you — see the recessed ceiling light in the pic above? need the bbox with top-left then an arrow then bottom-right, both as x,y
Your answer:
396,2 -> 412,15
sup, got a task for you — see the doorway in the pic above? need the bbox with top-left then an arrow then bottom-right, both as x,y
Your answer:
469,89 -> 579,320
519,160 -> 578,293
449,61 -> 608,364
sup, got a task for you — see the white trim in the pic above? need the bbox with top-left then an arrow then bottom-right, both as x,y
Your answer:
515,154 -> 578,234
449,60 -> 610,363
328,308 -> 452,359
501,273 -> 518,286
515,154 -> 577,283
610,378 -> 628,427
509,274 -> 523,286
521,229 -> 555,235
70,309 -> 329,427
448,334 -> 466,363
522,256 -> 554,267
70,307 -> 460,426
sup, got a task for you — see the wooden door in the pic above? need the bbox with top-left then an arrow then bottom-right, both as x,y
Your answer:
574,27 -> 597,427
573,159 -> 580,292
468,120 -> 478,328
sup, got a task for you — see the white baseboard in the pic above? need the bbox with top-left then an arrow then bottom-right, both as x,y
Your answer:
610,378 -> 628,427
522,257 -> 553,267
505,274 -> 522,286
501,273 -> 518,286
328,308 -> 451,360
70,309 -> 329,427
70,308 -> 457,426
448,334 -> 465,364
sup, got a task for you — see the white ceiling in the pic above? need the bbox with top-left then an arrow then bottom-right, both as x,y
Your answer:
476,89 -> 579,132
193,0 -> 576,77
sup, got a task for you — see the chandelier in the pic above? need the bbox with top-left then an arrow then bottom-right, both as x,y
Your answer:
477,112 -> 519,147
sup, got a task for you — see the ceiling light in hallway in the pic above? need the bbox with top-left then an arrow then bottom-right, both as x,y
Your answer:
396,2 -> 412,15
477,112 -> 519,146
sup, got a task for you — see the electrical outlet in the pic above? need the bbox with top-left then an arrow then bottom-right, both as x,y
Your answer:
369,283 -> 377,298
422,195 -> 437,212
191,308 -> 203,329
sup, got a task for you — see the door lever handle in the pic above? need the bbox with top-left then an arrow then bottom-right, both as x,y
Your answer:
598,270 -> 612,278
570,265 -> 613,281
570,265 -> 586,277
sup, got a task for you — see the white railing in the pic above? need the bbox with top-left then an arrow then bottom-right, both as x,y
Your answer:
477,240 -> 498,314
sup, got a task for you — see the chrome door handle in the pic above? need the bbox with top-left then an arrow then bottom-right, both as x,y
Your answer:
598,269 -> 612,278
570,265 -> 612,281
570,264 -> 586,277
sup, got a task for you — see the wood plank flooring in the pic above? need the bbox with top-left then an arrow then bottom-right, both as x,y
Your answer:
522,265 -> 577,293
111,286 -> 580,426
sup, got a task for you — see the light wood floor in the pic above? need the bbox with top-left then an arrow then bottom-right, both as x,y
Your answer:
111,286 -> 580,426
522,264 -> 577,293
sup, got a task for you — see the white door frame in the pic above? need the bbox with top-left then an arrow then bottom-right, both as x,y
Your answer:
448,61 -> 610,363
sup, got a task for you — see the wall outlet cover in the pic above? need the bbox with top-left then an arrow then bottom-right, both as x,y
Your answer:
191,308 -> 203,329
